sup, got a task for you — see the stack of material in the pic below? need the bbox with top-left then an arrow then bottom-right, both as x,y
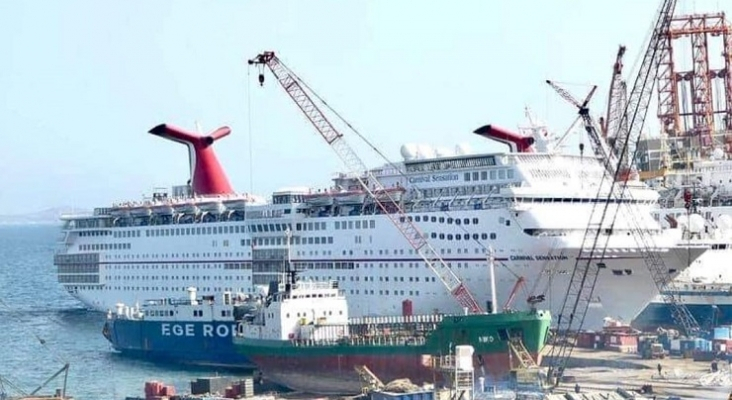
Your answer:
371,389 -> 434,400
143,380 -> 176,400
383,379 -> 419,393
190,377 -> 232,396
223,379 -> 253,399
542,392 -> 629,400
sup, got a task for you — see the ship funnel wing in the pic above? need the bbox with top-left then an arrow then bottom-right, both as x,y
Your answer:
149,123 -> 235,196
205,126 -> 231,145
474,124 -> 535,153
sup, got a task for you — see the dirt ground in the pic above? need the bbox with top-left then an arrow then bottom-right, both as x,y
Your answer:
548,347 -> 732,399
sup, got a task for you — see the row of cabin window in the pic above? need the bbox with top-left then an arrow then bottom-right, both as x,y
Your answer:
464,169 -> 514,182
79,230 -> 110,236
405,157 -> 497,173
334,220 -> 376,230
109,259 -> 243,267
351,289 -> 421,296
430,232 -> 497,241
421,184 -> 504,198
142,224 -> 269,236
114,230 -> 141,238
105,286 -> 251,292
58,274 -> 99,283
187,309 -> 234,318
402,216 -> 480,225
247,236 -> 334,246
292,261 -> 356,270
108,275 -> 247,281
79,242 -> 130,251
57,264 -> 99,274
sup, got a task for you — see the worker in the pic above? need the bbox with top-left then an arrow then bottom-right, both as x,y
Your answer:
574,383 -> 581,393
657,363 -> 662,377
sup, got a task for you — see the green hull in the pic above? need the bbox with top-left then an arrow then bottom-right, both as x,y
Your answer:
235,309 -> 551,394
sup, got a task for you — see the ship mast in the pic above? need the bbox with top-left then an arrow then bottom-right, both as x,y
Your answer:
284,228 -> 296,288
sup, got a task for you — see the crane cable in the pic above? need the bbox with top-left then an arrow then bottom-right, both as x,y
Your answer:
274,59 -> 529,297
0,298 -> 68,366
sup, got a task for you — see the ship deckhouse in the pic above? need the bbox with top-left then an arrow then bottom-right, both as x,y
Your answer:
238,280 -> 348,341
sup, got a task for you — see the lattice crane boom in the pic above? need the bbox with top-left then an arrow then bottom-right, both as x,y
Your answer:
545,81 -> 619,175
604,46 -> 630,167
249,51 -> 483,314
544,0 -> 685,386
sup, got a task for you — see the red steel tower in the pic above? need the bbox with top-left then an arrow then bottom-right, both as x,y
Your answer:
656,12 -> 732,153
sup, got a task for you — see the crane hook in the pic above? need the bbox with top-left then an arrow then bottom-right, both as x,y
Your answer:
258,73 -> 265,86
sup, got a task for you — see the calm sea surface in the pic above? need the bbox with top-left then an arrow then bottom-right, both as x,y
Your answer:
0,225 -> 246,400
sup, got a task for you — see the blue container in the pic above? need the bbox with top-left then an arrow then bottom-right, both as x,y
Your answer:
680,339 -> 695,352
372,391 -> 434,400
714,327 -> 730,340
694,338 -> 711,352
659,335 -> 671,351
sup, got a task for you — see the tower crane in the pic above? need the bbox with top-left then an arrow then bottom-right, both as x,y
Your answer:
543,0 -> 693,386
248,51 -> 483,314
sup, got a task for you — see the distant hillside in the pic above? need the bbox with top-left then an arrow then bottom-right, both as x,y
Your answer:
0,207 -> 90,225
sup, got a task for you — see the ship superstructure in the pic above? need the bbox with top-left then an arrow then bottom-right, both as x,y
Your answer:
631,11 -> 732,330
54,120 -> 705,330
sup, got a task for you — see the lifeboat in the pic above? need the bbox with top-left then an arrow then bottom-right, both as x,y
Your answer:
151,203 -> 175,215
227,209 -> 246,221
333,190 -> 366,205
130,205 -> 152,217
225,198 -> 249,210
199,200 -> 227,214
304,192 -> 335,207
373,186 -> 406,203
175,202 -> 200,216
110,207 -> 131,218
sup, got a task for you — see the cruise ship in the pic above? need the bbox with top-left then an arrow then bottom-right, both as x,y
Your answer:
54,122 -> 706,330
633,140 -> 732,329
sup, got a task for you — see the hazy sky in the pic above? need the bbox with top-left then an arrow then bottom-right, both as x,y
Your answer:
0,0 -> 728,214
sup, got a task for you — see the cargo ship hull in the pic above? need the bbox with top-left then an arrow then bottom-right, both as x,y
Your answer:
249,350 -> 539,394
235,310 -> 551,395
104,319 -> 253,368
633,301 -> 732,331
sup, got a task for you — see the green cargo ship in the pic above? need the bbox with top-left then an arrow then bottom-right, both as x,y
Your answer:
233,279 -> 551,394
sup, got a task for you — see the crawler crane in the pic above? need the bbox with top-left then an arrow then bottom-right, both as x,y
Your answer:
543,0 -> 699,386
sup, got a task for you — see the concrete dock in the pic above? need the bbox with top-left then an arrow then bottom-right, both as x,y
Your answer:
545,347 -> 732,399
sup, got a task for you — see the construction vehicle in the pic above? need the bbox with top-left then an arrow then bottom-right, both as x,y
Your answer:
639,339 -> 668,359
353,365 -> 384,394
543,0 -> 689,387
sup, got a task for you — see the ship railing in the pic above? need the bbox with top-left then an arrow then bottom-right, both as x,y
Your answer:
662,283 -> 732,295
349,314 -> 444,325
291,334 -> 427,348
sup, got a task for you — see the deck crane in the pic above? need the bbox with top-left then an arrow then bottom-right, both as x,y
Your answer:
543,0 -> 692,386
248,51 -> 483,315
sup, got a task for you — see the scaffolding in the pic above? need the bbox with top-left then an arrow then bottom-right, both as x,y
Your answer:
656,12 -> 732,156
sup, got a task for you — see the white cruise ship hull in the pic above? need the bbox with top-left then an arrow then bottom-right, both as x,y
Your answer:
57,206 -> 704,331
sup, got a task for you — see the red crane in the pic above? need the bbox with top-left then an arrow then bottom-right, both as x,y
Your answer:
502,277 -> 526,311
248,52 -> 483,314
